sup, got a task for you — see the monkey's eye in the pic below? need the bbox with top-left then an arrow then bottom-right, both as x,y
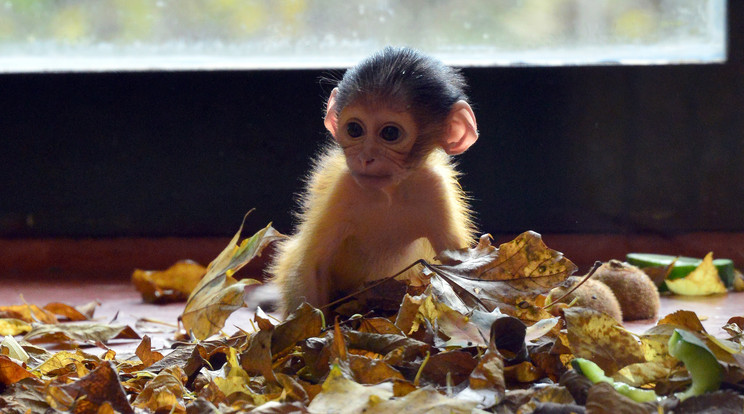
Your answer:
346,122 -> 364,138
379,125 -> 401,142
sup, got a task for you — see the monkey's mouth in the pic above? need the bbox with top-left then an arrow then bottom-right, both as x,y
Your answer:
352,173 -> 395,188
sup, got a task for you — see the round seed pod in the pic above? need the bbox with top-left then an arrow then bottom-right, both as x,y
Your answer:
593,260 -> 660,321
548,276 -> 623,323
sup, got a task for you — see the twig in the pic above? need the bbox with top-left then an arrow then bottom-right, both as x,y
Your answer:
320,259 -> 427,310
542,261 -> 602,310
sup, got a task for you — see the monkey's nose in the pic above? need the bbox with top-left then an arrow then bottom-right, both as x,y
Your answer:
360,155 -> 375,168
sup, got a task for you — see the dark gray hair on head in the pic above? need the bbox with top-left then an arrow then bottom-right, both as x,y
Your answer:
331,46 -> 469,142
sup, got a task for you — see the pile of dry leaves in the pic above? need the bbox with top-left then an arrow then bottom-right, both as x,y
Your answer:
2,223 -> 744,413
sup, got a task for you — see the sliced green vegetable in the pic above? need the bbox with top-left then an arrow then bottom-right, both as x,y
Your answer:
573,329 -> 725,403
668,329 -> 723,401
626,253 -> 735,288
571,358 -> 660,403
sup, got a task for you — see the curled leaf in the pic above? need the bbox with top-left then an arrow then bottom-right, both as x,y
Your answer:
665,252 -> 727,296
49,361 -> 134,414
181,220 -> 284,340
429,231 -> 577,314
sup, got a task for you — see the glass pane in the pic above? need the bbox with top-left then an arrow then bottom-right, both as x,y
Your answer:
0,0 -> 726,72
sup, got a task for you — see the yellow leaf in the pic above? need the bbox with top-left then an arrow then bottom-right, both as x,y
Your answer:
131,260 -> 207,303
564,307 -> 645,375
35,350 -> 87,376
308,364 -> 393,412
430,231 -> 577,317
666,252 -> 727,296
132,366 -> 187,414
181,219 -> 285,340
0,304 -> 57,324
0,318 -> 32,336
213,347 -> 271,403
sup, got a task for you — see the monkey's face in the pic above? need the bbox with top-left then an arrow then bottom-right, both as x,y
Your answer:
331,104 -> 418,190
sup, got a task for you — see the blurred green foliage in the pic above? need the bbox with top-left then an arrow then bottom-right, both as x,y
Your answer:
0,0 -> 723,60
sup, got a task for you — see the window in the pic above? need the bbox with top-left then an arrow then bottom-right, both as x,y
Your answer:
0,0 -> 726,72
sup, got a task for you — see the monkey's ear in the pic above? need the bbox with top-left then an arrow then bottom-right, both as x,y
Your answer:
324,88 -> 340,138
442,100 -> 478,155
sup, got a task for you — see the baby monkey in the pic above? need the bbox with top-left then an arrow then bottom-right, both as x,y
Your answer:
270,46 -> 479,315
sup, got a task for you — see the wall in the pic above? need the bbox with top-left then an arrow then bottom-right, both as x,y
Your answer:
1,3 -> 742,239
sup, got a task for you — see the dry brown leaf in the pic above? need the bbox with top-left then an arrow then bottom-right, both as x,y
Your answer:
658,310 -> 706,332
673,390 -> 744,413
35,350 -> 88,377
504,361 -> 543,383
132,366 -> 188,413
395,293 -> 424,336
0,376 -> 50,413
0,355 -> 33,385
612,360 -> 677,388
511,384 -> 577,413
419,350 -> 477,387
458,349 -> 504,409
43,302 -> 94,321
271,302 -> 324,356
49,360 -> 134,414
345,330 -> 430,362
181,221 -> 284,340
240,329 -> 276,382
373,386 -> 486,413
640,310 -> 707,362
564,307 -> 645,375
307,364 -> 393,413
135,335 -> 164,369
345,354 -> 406,385
132,260 -> 207,303
213,347 -> 256,400
358,317 -> 405,336
309,364 -> 486,414
23,322 -> 140,345
436,231 -> 577,282
429,231 -> 577,313
411,292 -> 487,348
0,304 -> 57,324
584,382 -> 658,414
468,349 -> 505,391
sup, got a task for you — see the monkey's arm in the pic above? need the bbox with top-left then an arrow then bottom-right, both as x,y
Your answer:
271,228 -> 343,314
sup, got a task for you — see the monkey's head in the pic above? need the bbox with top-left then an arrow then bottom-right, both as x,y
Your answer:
324,46 -> 478,190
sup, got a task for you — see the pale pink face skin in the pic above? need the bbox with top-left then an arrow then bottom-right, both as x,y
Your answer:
324,88 -> 478,191
332,104 -> 418,190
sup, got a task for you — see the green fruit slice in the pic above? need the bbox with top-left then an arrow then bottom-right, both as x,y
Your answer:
571,358 -> 660,403
668,329 -> 723,400
626,253 -> 735,287
572,329 -> 723,402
